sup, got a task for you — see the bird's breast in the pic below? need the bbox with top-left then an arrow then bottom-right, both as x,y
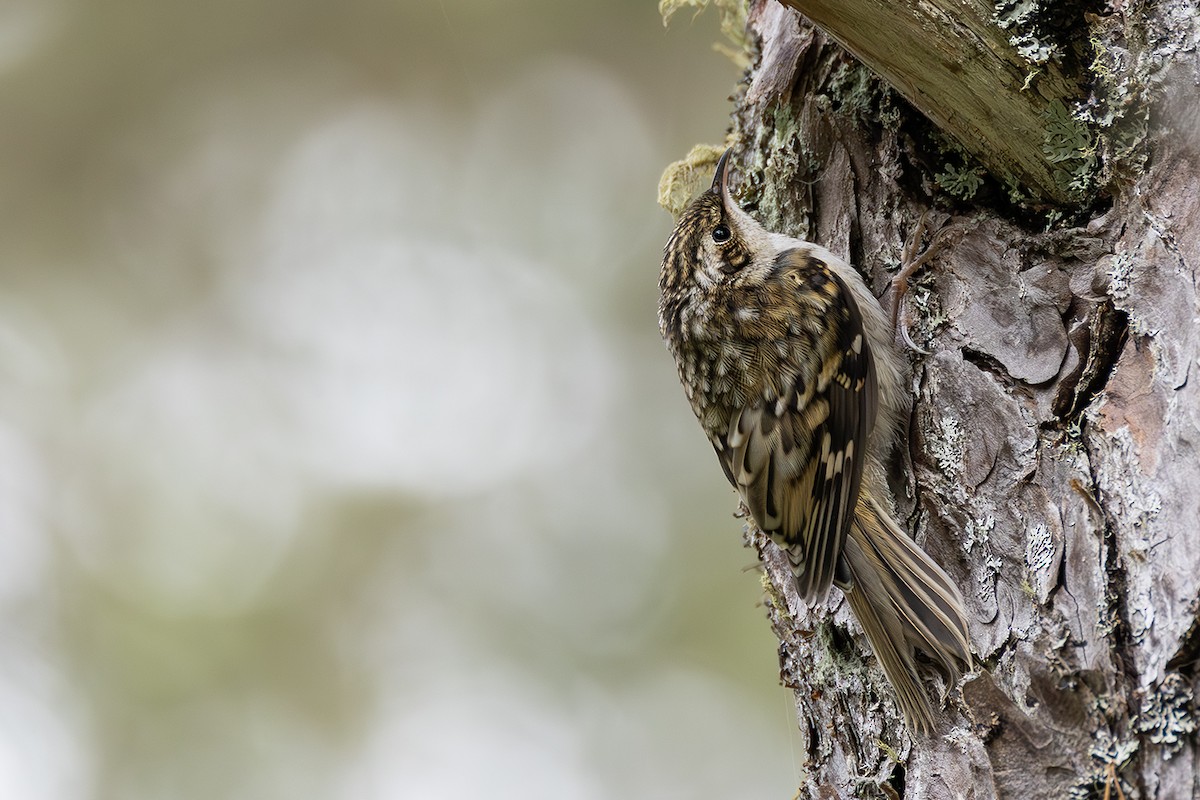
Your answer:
670,287 -> 810,444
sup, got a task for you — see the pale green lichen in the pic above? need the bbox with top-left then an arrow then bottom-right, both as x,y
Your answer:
1068,730 -> 1138,800
1089,734 -> 1138,779
935,164 -> 986,200
1100,248 -> 1155,336
994,0 -> 1058,66
1090,425 -> 1162,533
1077,12 -> 1153,186
1042,99 -> 1098,199
1023,522 -> 1056,602
928,413 -> 966,480
656,143 -> 727,217
760,570 -> 793,626
748,104 -> 817,240
1077,5 -> 1200,190
1137,673 -> 1197,757
1002,171 -> 1032,208
1106,252 -> 1134,299
1085,421 -> 1163,643
1042,208 -> 1064,231
814,622 -> 857,674
1042,100 -> 1093,162
919,399 -> 1004,606
659,0 -> 750,68
825,61 -> 902,129
993,1 -> 1179,203
905,274 -> 949,349
930,132 -> 990,202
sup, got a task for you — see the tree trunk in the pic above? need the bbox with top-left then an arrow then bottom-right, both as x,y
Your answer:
704,1 -> 1200,797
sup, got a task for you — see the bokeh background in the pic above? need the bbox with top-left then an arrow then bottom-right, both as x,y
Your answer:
0,1 -> 803,797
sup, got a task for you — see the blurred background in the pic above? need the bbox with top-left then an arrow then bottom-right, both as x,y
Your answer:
0,1 -> 802,797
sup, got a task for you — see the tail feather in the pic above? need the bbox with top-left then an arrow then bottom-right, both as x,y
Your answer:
839,496 -> 971,734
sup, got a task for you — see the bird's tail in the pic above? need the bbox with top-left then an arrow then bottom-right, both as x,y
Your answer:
839,494 -> 972,734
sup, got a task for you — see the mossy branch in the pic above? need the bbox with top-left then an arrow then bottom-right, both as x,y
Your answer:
778,0 -> 1090,205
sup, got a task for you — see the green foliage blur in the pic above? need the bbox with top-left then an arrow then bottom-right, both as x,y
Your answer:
0,1 -> 800,797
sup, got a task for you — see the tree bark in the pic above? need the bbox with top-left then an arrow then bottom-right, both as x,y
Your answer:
776,0 -> 1086,205
715,2 -> 1200,797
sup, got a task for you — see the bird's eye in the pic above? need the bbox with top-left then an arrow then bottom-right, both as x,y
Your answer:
712,224 -> 731,243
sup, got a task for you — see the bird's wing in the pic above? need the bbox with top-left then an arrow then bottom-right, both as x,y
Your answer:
722,250 -> 878,600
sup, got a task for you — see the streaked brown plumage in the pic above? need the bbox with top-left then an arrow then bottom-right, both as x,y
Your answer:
659,149 -> 971,734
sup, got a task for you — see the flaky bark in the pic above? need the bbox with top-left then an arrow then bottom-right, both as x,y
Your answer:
721,2 -> 1200,797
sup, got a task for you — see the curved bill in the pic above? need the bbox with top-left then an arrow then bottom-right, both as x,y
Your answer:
710,148 -> 732,195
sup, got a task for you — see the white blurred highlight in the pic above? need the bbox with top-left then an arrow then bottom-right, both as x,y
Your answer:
0,9 -> 792,797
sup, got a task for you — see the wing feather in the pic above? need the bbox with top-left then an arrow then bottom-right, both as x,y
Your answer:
719,251 -> 878,601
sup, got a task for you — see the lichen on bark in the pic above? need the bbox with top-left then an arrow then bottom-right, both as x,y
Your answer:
662,1 -> 1200,796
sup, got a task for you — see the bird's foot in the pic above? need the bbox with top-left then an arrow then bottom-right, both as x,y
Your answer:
889,211 -> 966,353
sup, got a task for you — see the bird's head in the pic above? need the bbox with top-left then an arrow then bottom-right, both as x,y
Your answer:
659,149 -> 777,301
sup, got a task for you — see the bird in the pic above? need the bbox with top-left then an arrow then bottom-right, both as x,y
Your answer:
658,148 -> 972,734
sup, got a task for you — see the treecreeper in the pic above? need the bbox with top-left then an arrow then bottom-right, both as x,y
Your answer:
658,149 -> 973,734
